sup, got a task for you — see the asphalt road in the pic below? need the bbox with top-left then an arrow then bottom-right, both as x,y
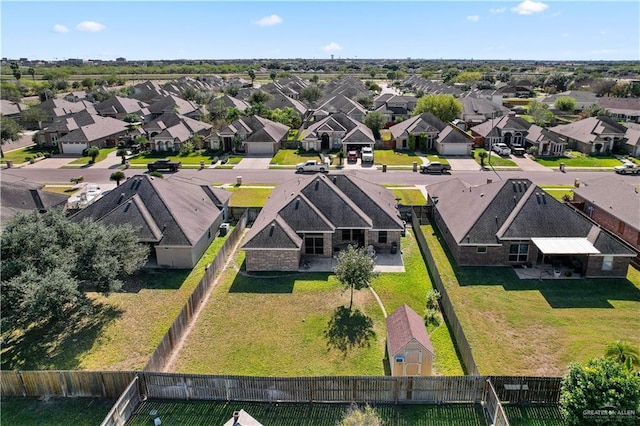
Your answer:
1,166 -> 625,188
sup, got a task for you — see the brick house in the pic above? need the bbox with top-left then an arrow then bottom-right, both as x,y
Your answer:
298,112 -> 375,152
242,173 -> 405,272
547,116 -> 628,154
388,113 -> 473,155
427,178 -> 635,278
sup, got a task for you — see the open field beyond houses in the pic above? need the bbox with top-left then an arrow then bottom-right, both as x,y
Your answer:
170,229 -> 464,376
422,224 -> 640,376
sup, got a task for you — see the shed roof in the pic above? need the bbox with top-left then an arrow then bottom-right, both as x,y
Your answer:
386,304 -> 434,356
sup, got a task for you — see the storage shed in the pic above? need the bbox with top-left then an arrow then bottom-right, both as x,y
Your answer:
386,304 -> 435,377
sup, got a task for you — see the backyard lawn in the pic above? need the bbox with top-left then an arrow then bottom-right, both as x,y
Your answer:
1,397 -> 116,426
540,185 -> 574,201
421,223 -> 640,376
391,188 -> 427,206
0,229 -> 234,371
270,149 -> 321,165
170,229 -> 464,376
226,186 -> 274,207
534,151 -> 622,168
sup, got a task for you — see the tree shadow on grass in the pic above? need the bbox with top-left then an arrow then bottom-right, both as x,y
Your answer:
120,268 -> 191,293
0,301 -> 123,370
324,306 -> 376,356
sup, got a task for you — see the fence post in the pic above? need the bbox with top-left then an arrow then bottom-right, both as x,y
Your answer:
17,371 -> 27,397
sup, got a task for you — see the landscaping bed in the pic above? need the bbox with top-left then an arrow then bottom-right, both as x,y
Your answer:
421,223 -> 640,376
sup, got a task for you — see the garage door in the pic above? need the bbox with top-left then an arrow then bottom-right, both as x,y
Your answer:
246,142 -> 274,156
438,143 -> 469,156
61,142 -> 88,154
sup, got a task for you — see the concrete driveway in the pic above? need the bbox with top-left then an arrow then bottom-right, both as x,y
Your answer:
234,156 -> 272,169
447,157 -> 482,172
509,154 -> 554,172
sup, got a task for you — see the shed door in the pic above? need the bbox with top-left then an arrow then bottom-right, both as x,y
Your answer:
404,350 -> 422,376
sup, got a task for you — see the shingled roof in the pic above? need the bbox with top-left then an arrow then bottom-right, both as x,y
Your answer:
70,175 -> 229,247
1,180 -> 68,227
386,304 -> 434,356
573,175 -> 640,230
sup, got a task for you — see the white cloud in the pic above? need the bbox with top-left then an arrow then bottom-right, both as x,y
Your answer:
490,7 -> 506,14
600,30 -> 607,35
53,24 -> 69,33
255,14 -> 283,27
511,0 -> 549,15
76,21 -> 106,32
467,15 -> 480,22
322,42 -> 343,52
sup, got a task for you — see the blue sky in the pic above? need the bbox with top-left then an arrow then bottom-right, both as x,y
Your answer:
1,1 -> 638,61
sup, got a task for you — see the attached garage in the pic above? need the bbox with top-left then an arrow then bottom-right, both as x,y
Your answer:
245,141 -> 276,156
60,142 -> 88,155
435,127 -> 473,156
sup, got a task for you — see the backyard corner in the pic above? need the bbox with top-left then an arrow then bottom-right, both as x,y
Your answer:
169,228 -> 464,376
421,223 -> 640,376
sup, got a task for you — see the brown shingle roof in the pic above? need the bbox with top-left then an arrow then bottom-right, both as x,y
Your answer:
386,304 -> 434,356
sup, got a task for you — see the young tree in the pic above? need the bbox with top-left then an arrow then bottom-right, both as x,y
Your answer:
1,116 -> 22,158
413,94 -> 463,123
110,171 -> 126,186
334,245 -> 378,311
248,90 -> 271,105
269,71 -> 277,82
28,67 -> 35,81
309,74 -> 319,84
123,113 -> 141,124
247,69 -> 256,87
116,148 -> 128,164
560,357 -> 640,425
554,96 -> 577,112
21,107 -> 50,130
299,85 -> 322,106
81,78 -> 95,90
364,111 -> 386,140
477,149 -> 488,168
339,404 -> 382,426
86,146 -> 100,163
605,340 -> 640,370
10,62 -> 21,83
527,101 -> 554,126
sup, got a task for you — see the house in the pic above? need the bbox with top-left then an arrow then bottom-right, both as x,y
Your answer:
0,99 -> 27,120
147,95 -> 202,120
373,94 -> 417,123
37,110 -> 129,154
427,177 -> 635,278
63,91 -> 91,103
208,95 -> 250,116
298,112 -> 375,152
386,304 -> 434,377
242,173 -> 405,272
571,176 -> 640,255
265,89 -> 308,116
597,97 -> 640,123
311,94 -> 367,123
70,175 -> 230,268
470,112 -> 532,149
210,115 -> 289,155
623,123 -> 640,157
387,112 -> 473,155
524,124 -> 567,156
143,112 -> 212,152
540,90 -> 598,111
94,96 -> 150,121
1,180 -> 68,229
547,116 -> 629,154
459,95 -> 509,125
33,98 -> 96,121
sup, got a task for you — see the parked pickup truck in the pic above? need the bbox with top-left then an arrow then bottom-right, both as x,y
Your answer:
614,163 -> 640,174
296,160 -> 328,173
420,161 -> 452,174
147,158 -> 182,172
361,147 -> 374,163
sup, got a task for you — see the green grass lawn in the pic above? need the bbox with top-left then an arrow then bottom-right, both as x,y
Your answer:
421,223 -> 640,377
128,400 -> 488,426
0,397 -> 116,426
534,151 -> 622,168
128,151 -> 222,165
68,148 -> 116,165
503,404 -> 565,426
1,146 -> 48,164
540,186 -> 574,202
42,185 -> 79,195
270,149 -> 320,165
391,188 -> 427,205
227,187 -> 274,207
373,149 -> 420,166
473,150 -> 517,167
0,230 -> 234,371
380,129 -> 392,142
171,229 -> 464,376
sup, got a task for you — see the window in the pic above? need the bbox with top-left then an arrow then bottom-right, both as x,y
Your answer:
378,231 -> 388,244
602,255 -> 613,271
342,229 -> 351,240
304,234 -> 324,255
509,243 -> 529,262
395,355 -> 405,363
477,246 -> 487,254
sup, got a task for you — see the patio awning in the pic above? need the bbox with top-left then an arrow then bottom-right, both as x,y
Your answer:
531,238 -> 600,255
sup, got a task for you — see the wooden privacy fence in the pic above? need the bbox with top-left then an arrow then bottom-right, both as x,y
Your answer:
410,211 -> 480,376
144,210 -> 249,372
483,379 -> 510,426
0,370 -> 136,398
487,376 -> 562,404
100,376 -> 141,426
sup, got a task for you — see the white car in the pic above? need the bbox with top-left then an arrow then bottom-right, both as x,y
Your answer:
361,147 -> 374,163
492,143 -> 511,156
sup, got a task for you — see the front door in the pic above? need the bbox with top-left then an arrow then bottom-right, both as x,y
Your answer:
321,133 -> 330,150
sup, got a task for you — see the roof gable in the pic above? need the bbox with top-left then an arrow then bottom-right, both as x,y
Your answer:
386,304 -> 434,356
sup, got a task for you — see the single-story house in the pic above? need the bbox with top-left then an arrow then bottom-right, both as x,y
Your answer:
0,99 -> 27,120
524,124 -> 567,156
623,123 -> 640,157
388,113 -> 473,155
311,94 -> 367,123
459,95 -> 509,126
70,175 -> 231,268
571,175 -> 640,254
147,95 -> 203,120
427,178 -> 635,278
1,180 -> 68,229
373,94 -> 418,123
386,303 -> 434,377
143,112 -> 212,152
298,112 -> 375,152
33,98 -> 96,122
540,90 -> 599,111
547,116 -> 628,154
597,97 -> 640,123
37,110 -> 129,154
242,173 -> 405,272
209,115 -> 290,155
94,96 -> 150,121
469,112 -> 532,149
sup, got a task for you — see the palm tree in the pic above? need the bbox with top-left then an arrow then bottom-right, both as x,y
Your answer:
478,150 -> 488,168
605,340 -> 640,369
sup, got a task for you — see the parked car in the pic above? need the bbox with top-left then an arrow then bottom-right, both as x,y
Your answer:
613,163 -> 640,174
347,150 -> 358,163
492,143 -> 511,156
296,160 -> 328,173
361,147 -> 374,163
420,161 -> 451,174
147,158 -> 182,172
512,146 -> 526,156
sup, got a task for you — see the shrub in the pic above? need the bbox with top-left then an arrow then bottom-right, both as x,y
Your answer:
148,171 -> 163,178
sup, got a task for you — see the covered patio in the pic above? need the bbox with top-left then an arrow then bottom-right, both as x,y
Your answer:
514,237 -> 600,280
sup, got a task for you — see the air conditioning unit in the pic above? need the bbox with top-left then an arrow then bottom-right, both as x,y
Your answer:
219,223 -> 230,236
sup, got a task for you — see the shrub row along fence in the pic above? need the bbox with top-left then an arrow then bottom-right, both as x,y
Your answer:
143,210 -> 249,372
1,371 -> 561,405
410,211 -> 480,376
